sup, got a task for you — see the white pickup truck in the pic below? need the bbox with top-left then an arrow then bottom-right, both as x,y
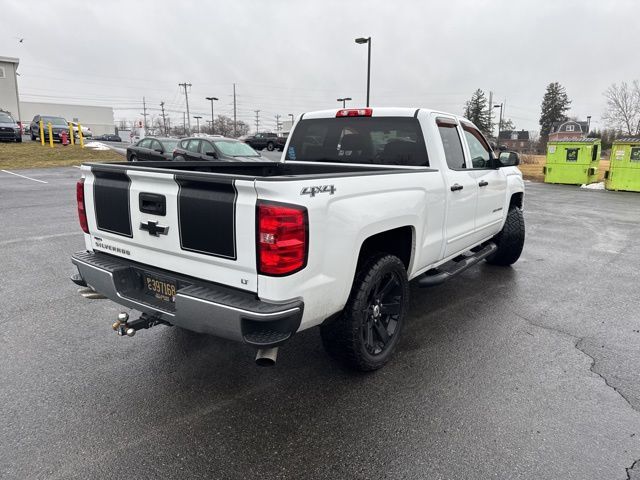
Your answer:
72,107 -> 525,371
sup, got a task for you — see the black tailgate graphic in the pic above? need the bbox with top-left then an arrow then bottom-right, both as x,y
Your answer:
93,170 -> 132,237
175,176 -> 237,259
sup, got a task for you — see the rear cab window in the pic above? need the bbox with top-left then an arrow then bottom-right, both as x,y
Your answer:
436,117 -> 466,170
285,116 -> 428,166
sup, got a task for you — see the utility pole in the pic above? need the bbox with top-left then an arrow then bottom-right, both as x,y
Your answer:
194,115 -> 202,134
275,114 -> 281,132
233,83 -> 237,137
254,110 -> 260,134
141,96 -> 148,131
488,91 -> 493,137
160,101 -> 167,135
178,82 -> 192,134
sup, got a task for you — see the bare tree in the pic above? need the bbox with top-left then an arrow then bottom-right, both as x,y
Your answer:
602,81 -> 640,135
212,115 -> 250,138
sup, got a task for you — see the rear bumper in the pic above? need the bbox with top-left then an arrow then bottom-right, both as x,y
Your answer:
71,251 -> 303,347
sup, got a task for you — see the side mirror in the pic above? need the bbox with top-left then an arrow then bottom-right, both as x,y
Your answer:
206,151 -> 218,159
499,151 -> 520,167
154,148 -> 164,154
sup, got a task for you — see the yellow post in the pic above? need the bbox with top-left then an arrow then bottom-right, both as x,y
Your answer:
68,122 -> 75,146
47,123 -> 54,148
39,120 -> 45,146
78,122 -> 84,148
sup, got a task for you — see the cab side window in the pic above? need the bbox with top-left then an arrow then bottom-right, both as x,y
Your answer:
437,118 -> 466,169
187,139 -> 201,153
462,125 -> 493,169
138,138 -> 152,148
201,141 -> 215,155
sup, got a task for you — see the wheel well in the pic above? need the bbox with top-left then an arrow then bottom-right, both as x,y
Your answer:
510,192 -> 523,209
356,226 -> 413,271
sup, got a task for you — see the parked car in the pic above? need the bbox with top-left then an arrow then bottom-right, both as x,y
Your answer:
0,110 -> 22,142
240,132 -> 280,151
29,115 -> 70,142
173,136 -> 263,162
92,134 -> 122,142
70,122 -> 93,139
126,137 -> 179,161
275,133 -> 288,151
72,107 -> 524,371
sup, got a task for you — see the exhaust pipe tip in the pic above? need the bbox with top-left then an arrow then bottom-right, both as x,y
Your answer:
255,347 -> 278,367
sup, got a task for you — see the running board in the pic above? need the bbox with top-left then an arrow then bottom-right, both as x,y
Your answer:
417,243 -> 497,288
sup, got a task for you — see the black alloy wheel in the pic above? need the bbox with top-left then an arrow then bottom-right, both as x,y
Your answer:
320,254 -> 409,371
361,270 -> 403,355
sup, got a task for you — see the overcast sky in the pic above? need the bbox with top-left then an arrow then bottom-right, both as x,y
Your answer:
2,0 -> 638,133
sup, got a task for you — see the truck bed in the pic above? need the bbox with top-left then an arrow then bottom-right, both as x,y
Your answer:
86,160 -> 434,180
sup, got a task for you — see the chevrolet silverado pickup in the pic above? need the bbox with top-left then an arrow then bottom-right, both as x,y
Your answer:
72,107 -> 525,371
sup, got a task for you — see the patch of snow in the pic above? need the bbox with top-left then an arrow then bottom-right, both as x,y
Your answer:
84,141 -> 111,151
580,182 -> 605,190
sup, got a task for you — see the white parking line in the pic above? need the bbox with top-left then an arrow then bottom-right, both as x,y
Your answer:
0,169 -> 48,184
0,231 -> 78,247
72,165 -> 81,169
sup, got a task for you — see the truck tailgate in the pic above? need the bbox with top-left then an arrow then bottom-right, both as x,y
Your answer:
82,166 -> 258,293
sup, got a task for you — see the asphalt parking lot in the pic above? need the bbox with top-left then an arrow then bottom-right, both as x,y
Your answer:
1,167 -> 640,479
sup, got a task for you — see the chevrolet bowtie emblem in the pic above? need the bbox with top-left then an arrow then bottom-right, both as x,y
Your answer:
140,221 -> 169,236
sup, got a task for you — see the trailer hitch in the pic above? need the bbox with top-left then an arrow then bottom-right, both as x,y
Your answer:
112,312 -> 168,337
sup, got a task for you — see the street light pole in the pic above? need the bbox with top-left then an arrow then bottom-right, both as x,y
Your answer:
586,115 -> 591,135
337,97 -> 352,108
355,37 -> 371,107
194,115 -> 202,134
493,103 -> 504,141
288,113 -> 294,126
206,96 -> 218,135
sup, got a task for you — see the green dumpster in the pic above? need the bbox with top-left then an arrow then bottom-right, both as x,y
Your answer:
605,137 -> 640,192
544,138 -> 601,185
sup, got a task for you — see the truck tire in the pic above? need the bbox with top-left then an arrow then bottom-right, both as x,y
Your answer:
320,254 -> 409,371
486,206 -> 525,266
266,142 -> 275,151
31,133 -> 36,141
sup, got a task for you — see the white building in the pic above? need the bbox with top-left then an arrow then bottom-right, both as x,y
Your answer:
20,101 -> 115,136
0,56 -> 21,121
0,55 -> 115,135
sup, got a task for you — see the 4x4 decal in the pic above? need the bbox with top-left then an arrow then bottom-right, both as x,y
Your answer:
300,185 -> 336,197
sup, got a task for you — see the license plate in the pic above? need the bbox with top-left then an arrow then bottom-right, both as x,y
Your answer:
142,273 -> 177,303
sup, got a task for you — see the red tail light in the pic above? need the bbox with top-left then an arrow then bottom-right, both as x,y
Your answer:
76,179 -> 89,234
336,108 -> 372,117
257,202 -> 308,276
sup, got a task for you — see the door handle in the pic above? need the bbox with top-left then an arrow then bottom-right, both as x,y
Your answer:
139,192 -> 166,216
450,184 -> 464,192
479,180 -> 489,187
